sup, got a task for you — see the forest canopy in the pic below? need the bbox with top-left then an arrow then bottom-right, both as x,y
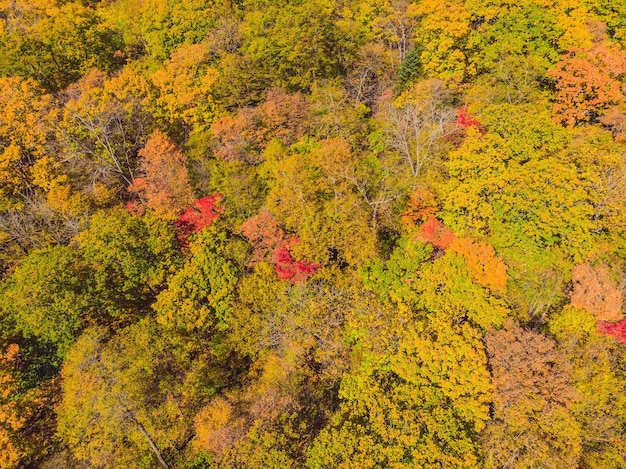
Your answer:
0,0 -> 625,467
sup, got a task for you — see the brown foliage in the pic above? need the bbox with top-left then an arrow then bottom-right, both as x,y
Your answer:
128,130 -> 195,220
481,320 -> 581,469
193,396 -> 246,459
212,89 -> 309,164
486,320 -> 577,411
570,263 -> 623,322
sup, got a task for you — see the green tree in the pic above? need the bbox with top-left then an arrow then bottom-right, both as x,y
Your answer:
75,207 -> 181,319
0,245 -> 90,357
154,227 -> 239,338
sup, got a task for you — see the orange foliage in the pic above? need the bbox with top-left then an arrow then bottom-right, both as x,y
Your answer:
240,208 -> 286,265
212,89 -> 309,164
240,209 -> 319,283
193,396 -> 245,459
0,344 -> 25,469
416,216 -> 455,249
550,43 -> 626,126
401,188 -> 439,226
450,238 -> 508,292
570,263 -> 623,322
128,130 -> 195,220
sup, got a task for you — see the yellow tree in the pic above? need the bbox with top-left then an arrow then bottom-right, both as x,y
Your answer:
150,42 -> 219,135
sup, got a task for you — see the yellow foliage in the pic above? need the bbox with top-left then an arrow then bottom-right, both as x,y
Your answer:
151,42 -> 218,132
193,397 -> 242,457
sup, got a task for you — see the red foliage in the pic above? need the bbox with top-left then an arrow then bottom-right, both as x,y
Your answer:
457,107 -> 486,133
598,319 -> 626,344
240,210 -> 320,283
416,216 -> 456,249
377,88 -> 393,103
273,243 -> 320,283
175,193 -> 223,244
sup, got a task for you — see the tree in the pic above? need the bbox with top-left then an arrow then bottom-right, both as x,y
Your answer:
481,320 -> 582,469
308,319 -> 492,469
75,207 -> 181,319
212,88 -> 309,164
408,0 -> 475,82
570,263 -> 623,322
0,0 -> 124,92
264,137 -> 378,269
549,306 -> 626,468
0,77 -> 52,209
137,0 -> 224,61
57,323 -> 194,468
55,68 -> 156,193
240,209 -> 320,283
550,42 -> 626,126
0,245 -> 90,357
150,42 -> 219,135
381,79 -> 456,180
175,193 -> 223,245
154,227 -> 238,336
237,0 -> 354,91
0,342 -> 57,469
128,130 -> 195,221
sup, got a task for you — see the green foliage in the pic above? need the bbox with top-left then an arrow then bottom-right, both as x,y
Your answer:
0,245 -> 90,357
238,0 -> 355,91
76,208 -> 181,318
362,237 -> 432,309
155,227 -> 239,335
397,47 -> 423,88
138,0 -> 224,61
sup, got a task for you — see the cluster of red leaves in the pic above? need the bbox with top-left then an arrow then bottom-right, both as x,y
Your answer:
175,193 -> 223,245
241,209 -> 319,283
273,243 -> 320,283
416,216 -> 456,249
598,319 -> 626,343
457,107 -> 486,134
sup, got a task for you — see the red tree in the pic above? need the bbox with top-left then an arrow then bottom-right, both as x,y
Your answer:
598,319 -> 626,343
240,209 -> 320,283
416,216 -> 456,249
175,193 -> 223,244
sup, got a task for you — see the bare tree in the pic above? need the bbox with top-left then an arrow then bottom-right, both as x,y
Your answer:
381,79 -> 457,181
